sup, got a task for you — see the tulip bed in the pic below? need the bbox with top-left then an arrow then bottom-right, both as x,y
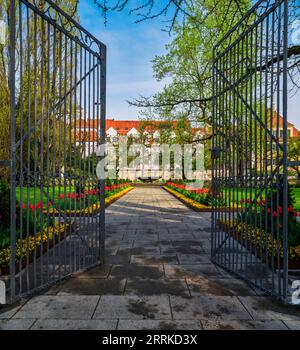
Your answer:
219,185 -> 300,267
164,181 -> 227,211
42,181 -> 132,216
0,222 -> 74,275
219,219 -> 300,268
0,179 -> 133,274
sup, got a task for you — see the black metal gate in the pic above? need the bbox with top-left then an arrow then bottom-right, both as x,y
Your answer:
211,0 -> 297,302
0,0 -> 106,303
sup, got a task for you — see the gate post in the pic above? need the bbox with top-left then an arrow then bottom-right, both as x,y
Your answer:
99,43 -> 107,264
9,0 -> 16,303
282,0 -> 289,302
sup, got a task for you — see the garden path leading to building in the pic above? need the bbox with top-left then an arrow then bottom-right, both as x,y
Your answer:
0,186 -> 300,330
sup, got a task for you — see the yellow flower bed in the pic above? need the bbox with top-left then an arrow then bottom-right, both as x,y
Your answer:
46,186 -> 134,215
220,220 -> 300,261
105,186 -> 133,205
0,222 -> 68,267
163,186 -> 210,210
0,187 -> 133,270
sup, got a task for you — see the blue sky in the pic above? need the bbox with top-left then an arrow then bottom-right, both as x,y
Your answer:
78,0 -> 171,120
78,0 -> 300,129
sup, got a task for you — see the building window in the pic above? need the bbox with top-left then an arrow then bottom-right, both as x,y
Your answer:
280,130 -> 283,138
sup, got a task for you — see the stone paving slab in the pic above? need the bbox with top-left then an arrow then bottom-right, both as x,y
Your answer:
32,319 -> 117,330
124,278 -> 190,297
131,254 -> 179,265
0,319 -> 36,330
12,296 -> 100,319
187,278 -> 257,296
57,277 -> 127,295
93,296 -> 172,320
283,320 -> 300,330
110,264 -> 164,279
200,319 -> 288,330
0,300 -> 26,319
164,264 -> 225,279
170,296 -> 252,320
238,296 -> 300,321
117,319 -> 202,330
177,253 -> 212,264
74,265 -> 112,279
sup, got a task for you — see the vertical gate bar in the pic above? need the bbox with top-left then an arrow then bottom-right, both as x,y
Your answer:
249,28 -> 254,281
25,6 -> 31,293
232,41 -> 237,274
240,33 -> 245,275
276,3 -> 282,298
18,0 -> 24,295
92,54 -> 96,262
282,0 -> 289,301
69,39 -> 73,274
270,10 -> 275,293
234,37 -> 243,271
224,48 -> 229,270
63,34 -> 68,276
51,27 -> 57,281
40,13 -> 45,287
253,21 -> 259,287
73,42 -> 78,272
258,19 -> 264,290
245,30 -> 249,276
57,30 -> 63,280
46,20 -> 51,283
33,11 -> 38,290
96,57 -> 100,260
87,51 -> 91,266
99,44 -> 106,264
9,0 -> 16,303
211,46 -> 215,260
78,46 -> 83,270
83,48 -> 87,268
264,14 -> 270,291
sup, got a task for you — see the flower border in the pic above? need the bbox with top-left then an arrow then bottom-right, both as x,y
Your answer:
43,186 -> 134,217
163,186 -> 239,212
219,220 -> 300,266
0,186 -> 134,274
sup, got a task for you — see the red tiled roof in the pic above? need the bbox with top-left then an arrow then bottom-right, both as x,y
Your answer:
268,110 -> 299,138
74,118 -> 209,141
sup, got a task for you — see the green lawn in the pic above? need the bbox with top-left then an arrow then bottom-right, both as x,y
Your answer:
16,186 -> 76,206
15,185 -> 124,207
294,188 -> 300,212
221,187 -> 300,211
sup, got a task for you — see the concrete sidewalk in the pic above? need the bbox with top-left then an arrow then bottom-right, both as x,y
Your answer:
0,187 -> 299,330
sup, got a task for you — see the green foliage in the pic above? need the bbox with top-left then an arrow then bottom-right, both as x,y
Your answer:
239,182 -> 300,247
146,0 -> 252,120
289,136 -> 300,178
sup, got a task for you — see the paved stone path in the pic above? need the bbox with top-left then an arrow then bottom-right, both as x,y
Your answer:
0,186 -> 299,330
